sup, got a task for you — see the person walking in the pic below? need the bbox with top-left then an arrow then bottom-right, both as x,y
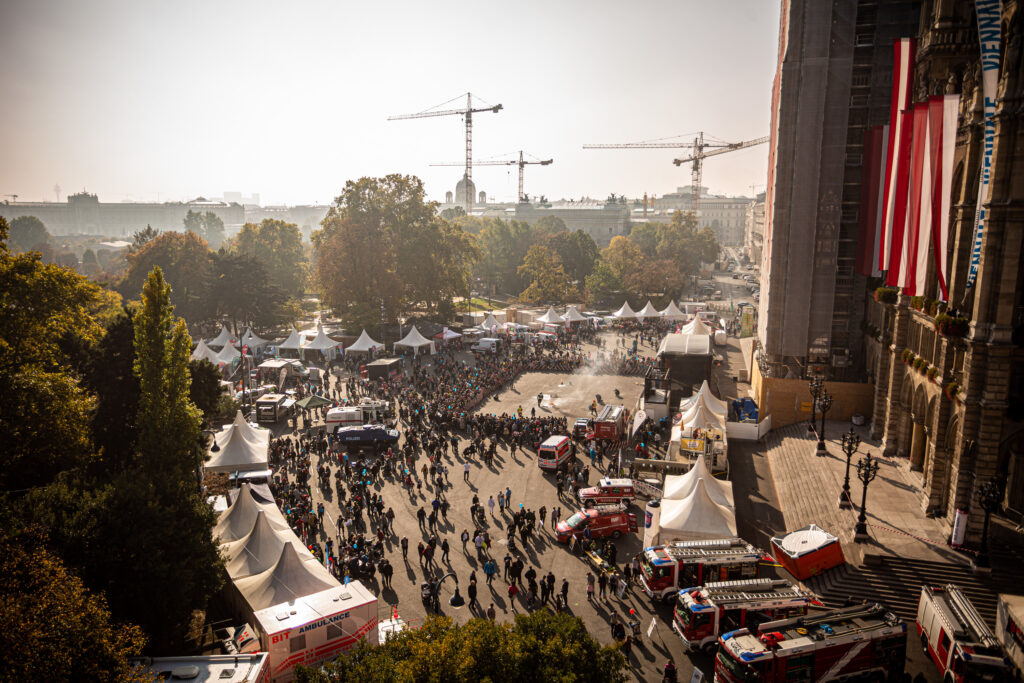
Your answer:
539,506 -> 547,529
401,536 -> 409,560
560,578 -> 569,607
463,461 -> 470,482
461,529 -> 470,551
487,603 -> 496,621
598,572 -> 608,599
484,558 -> 497,584
507,581 -> 519,609
468,579 -> 479,610
586,572 -> 595,601
488,495 -> 496,516
441,537 -> 450,563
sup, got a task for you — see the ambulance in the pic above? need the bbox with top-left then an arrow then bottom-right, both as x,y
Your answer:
537,435 -> 573,471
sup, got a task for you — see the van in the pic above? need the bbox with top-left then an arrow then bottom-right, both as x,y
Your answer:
537,435 -> 573,471
471,337 -> 502,354
555,504 -> 638,543
578,478 -> 635,507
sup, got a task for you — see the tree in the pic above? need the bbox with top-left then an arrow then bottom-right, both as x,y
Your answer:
297,611 -> 626,683
475,218 -> 534,294
122,230 -> 213,323
189,359 -> 224,423
440,206 -> 466,221
84,310 -> 140,473
184,210 -> 225,249
584,260 -> 623,305
129,225 -> 159,254
627,222 -> 659,259
211,251 -> 292,330
0,525 -> 149,682
8,215 -> 50,253
518,244 -> 577,304
601,236 -> 645,286
231,218 -> 308,298
531,215 -> 567,241
544,230 -> 599,283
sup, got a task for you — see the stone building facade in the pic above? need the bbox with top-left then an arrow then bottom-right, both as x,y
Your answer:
865,0 -> 1024,541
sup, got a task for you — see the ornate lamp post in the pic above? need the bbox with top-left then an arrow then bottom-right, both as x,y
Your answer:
808,378 -> 823,434
974,475 -> 1006,570
853,453 -> 880,541
839,427 -> 860,509
816,390 -> 833,454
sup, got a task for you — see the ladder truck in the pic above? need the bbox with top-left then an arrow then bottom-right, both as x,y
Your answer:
715,603 -> 907,683
916,584 -> 1013,683
673,578 -> 821,655
638,537 -> 766,603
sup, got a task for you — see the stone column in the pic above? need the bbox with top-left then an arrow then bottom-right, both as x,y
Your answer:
881,302 -> 911,456
910,420 -> 926,471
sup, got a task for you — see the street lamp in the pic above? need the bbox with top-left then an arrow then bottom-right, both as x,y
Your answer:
974,475 -> 1006,570
853,453 -> 880,542
839,427 -> 860,509
816,390 -> 833,454
808,378 -> 823,434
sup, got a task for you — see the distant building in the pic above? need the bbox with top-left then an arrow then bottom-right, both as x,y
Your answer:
650,187 -> 752,246
744,195 -> 766,263
514,199 -> 631,247
0,192 -> 244,237
242,204 -> 330,240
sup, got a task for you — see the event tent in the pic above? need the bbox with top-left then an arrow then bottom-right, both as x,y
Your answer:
394,326 -> 435,355
234,543 -> 338,612
660,301 -> 687,320
662,456 -> 734,507
658,478 -> 737,542
534,307 -> 562,325
216,411 -> 271,451
222,510 -> 293,579
481,314 -> 501,331
215,343 -> 241,366
278,328 -> 303,351
302,325 -> 339,358
435,327 -> 462,341
682,317 -> 712,336
214,485 -> 290,543
562,305 -> 589,323
682,401 -> 726,430
209,324 -> 233,349
191,339 -> 220,364
635,300 -> 661,319
679,380 -> 728,417
346,329 -> 384,354
206,422 -> 269,474
612,301 -> 637,318
239,328 -> 269,351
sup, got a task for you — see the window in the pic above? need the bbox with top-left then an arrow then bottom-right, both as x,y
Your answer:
290,634 -> 306,653
326,622 -> 345,640
939,631 -> 951,652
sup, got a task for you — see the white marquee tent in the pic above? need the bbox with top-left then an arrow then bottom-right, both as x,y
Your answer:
214,343 -> 241,366
682,317 -> 712,336
481,313 -> 501,331
682,401 -> 726,431
660,301 -> 687,320
213,485 -> 290,543
345,329 -> 384,354
534,307 -> 562,325
278,328 -> 303,351
612,301 -> 637,318
222,510 -> 293,579
302,325 -> 339,361
209,324 -> 233,349
239,328 -> 269,351
635,300 -> 661,319
435,327 -> 462,341
662,455 -> 734,507
679,380 -> 729,417
658,478 -> 737,542
191,339 -> 220,364
394,325 -> 435,355
562,305 -> 589,323
216,411 -> 271,451
233,543 -> 338,612
206,422 -> 269,474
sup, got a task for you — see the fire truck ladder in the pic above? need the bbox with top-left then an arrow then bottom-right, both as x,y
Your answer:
944,584 -> 1000,648
702,578 -> 815,606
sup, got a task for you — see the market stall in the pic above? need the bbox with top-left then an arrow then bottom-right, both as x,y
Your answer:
301,324 -> 340,362
345,329 -> 385,355
191,339 -> 220,363
635,300 -> 661,319
208,324 -> 234,349
656,478 -> 737,544
660,300 -> 686,320
612,301 -> 637,319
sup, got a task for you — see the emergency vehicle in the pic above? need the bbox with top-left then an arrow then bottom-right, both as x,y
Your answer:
594,404 -> 627,440
538,435 -> 573,471
578,478 -> 635,507
639,538 -> 765,602
555,504 -> 638,543
715,603 -> 907,683
917,584 -> 1013,683
673,578 -> 819,654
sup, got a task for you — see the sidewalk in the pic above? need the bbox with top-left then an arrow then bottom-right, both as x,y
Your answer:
763,420 -> 966,567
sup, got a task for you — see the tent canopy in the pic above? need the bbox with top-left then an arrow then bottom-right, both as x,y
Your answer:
303,325 -> 337,351
680,380 -> 728,416
659,478 -> 737,541
278,328 -> 302,351
682,401 -> 726,430
682,317 -> 712,336
215,343 -> 241,366
208,324 -> 233,349
635,300 -> 661,318
216,411 -> 271,451
239,328 -> 269,350
222,510 -> 292,579
191,339 -> 220,363
394,325 -> 435,354
612,301 -> 636,318
660,300 -> 686,320
346,329 -> 384,354
435,327 -> 462,340
663,456 -> 734,507
481,313 -> 501,330
233,542 -> 338,611
213,484 -> 289,543
534,307 -> 562,325
562,305 -> 588,322
206,419 -> 269,474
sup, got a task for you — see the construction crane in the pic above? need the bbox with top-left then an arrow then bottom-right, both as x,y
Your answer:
584,132 -> 768,211
431,151 -> 552,203
389,92 -> 502,213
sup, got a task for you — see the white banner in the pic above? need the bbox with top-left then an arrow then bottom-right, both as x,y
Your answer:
966,0 -> 1002,290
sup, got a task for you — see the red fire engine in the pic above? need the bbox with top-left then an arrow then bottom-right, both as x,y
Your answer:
673,578 -> 820,654
639,538 -> 765,603
716,603 -> 907,683
917,584 -> 1013,683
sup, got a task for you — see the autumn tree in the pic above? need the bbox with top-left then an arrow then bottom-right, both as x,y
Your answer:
518,244 -> 577,303
122,230 -> 213,323
9,215 -> 51,253
231,218 -> 308,297
211,251 -> 292,330
129,225 -> 158,254
184,209 -> 225,248
543,229 -> 599,283
584,260 -> 623,305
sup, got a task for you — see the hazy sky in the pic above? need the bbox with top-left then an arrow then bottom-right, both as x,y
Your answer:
0,0 -> 780,206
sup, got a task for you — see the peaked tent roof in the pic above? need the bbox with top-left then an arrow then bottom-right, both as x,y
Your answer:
659,478 -> 737,541
394,325 -> 434,350
346,329 -> 384,353
278,327 -> 302,350
612,301 -> 637,318
481,313 -> 501,330
534,307 -> 562,324
660,300 -> 687,320
216,410 -> 271,450
213,484 -> 289,543
663,456 -> 734,506
635,300 -> 661,318
303,324 -> 337,351
239,328 -> 269,349
680,380 -> 728,416
562,305 -> 589,322
206,423 -> 269,474
209,324 -> 233,349
435,327 -> 462,340
222,509 -> 294,579
682,317 -> 712,336
233,542 -> 339,611
682,401 -> 726,430
215,343 -> 241,365
191,339 -> 220,363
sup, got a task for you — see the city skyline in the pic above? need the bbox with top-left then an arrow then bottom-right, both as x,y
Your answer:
0,0 -> 780,206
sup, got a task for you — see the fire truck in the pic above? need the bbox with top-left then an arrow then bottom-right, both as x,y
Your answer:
715,603 -> 907,683
916,584 -> 1013,683
673,578 -> 820,654
639,537 -> 765,603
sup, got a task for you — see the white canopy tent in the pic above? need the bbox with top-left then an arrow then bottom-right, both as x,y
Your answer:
278,327 -> 302,351
534,307 -> 562,325
612,301 -> 637,319
635,300 -> 661,319
660,300 -> 687,320
662,456 -> 734,507
302,325 -> 339,361
435,327 -> 462,341
481,313 -> 501,331
394,325 -> 435,355
213,485 -> 290,543
562,305 -> 589,323
658,478 -> 737,543
208,324 -> 233,349
682,401 -> 726,431
191,339 -> 220,364
214,343 -> 241,366
679,380 -> 729,417
239,328 -> 269,351
234,542 -> 338,612
346,329 -> 384,354
221,510 -> 295,579
216,411 -> 271,451
206,422 -> 269,474
682,317 -> 712,336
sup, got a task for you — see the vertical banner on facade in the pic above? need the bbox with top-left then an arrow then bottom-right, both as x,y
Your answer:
900,104 -> 929,294
856,127 -> 886,277
929,95 -> 960,301
879,39 -> 916,272
872,124 -> 889,278
885,109 -> 915,287
914,105 -> 933,297
966,0 -> 1002,290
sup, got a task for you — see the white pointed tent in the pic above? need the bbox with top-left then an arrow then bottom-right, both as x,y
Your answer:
562,305 -> 588,323
213,485 -> 290,543
278,327 -> 302,351
660,300 -> 686,320
635,300 -> 661,319
663,456 -> 734,507
345,329 -> 384,354
234,542 -> 338,611
534,307 -> 562,325
658,478 -> 737,543
302,324 -> 339,360
222,510 -> 293,579
612,301 -> 637,318
191,339 -> 220,363
435,327 -> 462,341
216,410 -> 271,451
682,401 -> 726,431
206,421 -> 269,473
682,317 -> 712,336
209,324 -> 233,349
214,343 -> 241,366
679,380 -> 728,417
239,327 -> 269,351
481,313 -> 501,332
394,325 -> 435,355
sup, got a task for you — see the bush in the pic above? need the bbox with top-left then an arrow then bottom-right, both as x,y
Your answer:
874,286 -> 899,304
935,313 -> 970,338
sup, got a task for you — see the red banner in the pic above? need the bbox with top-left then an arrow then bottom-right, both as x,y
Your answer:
901,103 -> 930,295
929,94 -> 960,301
879,38 -> 916,272
885,108 -> 915,287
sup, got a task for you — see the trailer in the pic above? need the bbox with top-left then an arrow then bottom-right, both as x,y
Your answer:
716,603 -> 907,683
917,584 -> 1013,683
639,537 -> 765,603
251,582 -> 378,683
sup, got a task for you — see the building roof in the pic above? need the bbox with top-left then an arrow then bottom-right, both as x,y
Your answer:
658,333 -> 711,356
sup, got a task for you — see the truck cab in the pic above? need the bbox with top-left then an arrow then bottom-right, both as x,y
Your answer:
917,584 -> 1013,683
555,505 -> 637,543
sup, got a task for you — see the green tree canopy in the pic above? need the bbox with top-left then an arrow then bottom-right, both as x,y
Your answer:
543,230 -> 599,283
122,230 -> 213,323
184,210 -> 225,249
518,244 -> 577,304
475,218 -> 534,294
8,215 -> 50,252
130,225 -> 159,254
230,218 -> 308,298
584,259 -> 623,305
297,611 -> 626,683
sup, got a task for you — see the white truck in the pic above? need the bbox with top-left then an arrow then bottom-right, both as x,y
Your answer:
917,584 -> 1013,683
326,398 -> 393,431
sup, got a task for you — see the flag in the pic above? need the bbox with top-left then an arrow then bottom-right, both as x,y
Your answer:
885,108 -> 915,287
879,38 -> 916,272
901,103 -> 930,295
929,94 -> 960,301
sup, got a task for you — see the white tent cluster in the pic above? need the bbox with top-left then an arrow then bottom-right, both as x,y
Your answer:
656,455 -> 736,543
205,411 -> 270,473
191,339 -> 220,364
682,317 -> 712,336
534,307 -> 563,325
561,305 -> 589,323
208,324 -> 234,349
214,483 -> 339,615
239,328 -> 269,351
611,300 -> 689,320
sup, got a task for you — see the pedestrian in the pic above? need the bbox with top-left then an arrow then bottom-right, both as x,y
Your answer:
441,537 -> 450,562
609,572 -> 619,599
586,572 -> 595,601
503,553 -> 513,581
401,536 -> 409,560
507,582 -> 519,608
598,572 -> 608,599
497,491 -> 505,512
623,563 -> 632,584
539,506 -> 547,529
484,558 -> 496,584
461,529 -> 470,551
474,533 -> 484,555
464,461 -> 470,482
468,579 -> 479,609
560,578 -> 569,605
488,495 -> 496,516
487,603 -> 496,621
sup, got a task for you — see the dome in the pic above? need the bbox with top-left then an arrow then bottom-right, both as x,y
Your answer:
455,175 -> 477,205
